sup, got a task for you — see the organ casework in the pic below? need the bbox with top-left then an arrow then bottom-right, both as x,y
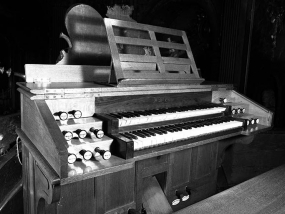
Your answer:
16,5 -> 273,214
17,78 -> 273,214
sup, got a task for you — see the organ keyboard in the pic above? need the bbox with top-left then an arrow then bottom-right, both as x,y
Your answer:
105,104 -> 227,127
16,5 -> 273,214
96,103 -> 251,159
118,117 -> 244,150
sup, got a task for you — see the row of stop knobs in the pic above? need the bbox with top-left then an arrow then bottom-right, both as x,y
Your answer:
231,108 -> 245,114
68,147 -> 111,164
63,127 -> 104,141
172,187 -> 192,206
55,110 -> 82,120
246,118 -> 259,125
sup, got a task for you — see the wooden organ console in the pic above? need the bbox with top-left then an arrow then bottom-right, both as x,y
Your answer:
16,4 -> 273,214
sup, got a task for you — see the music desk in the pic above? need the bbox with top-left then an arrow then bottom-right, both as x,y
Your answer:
175,164 -> 285,214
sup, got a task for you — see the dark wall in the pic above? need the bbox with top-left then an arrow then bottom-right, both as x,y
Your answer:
246,0 -> 285,128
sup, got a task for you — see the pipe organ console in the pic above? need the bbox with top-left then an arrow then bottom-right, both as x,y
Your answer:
16,4 -> 273,214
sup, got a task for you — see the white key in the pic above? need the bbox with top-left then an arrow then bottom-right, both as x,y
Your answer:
132,135 -> 145,150
131,133 -> 150,149
133,138 -> 144,151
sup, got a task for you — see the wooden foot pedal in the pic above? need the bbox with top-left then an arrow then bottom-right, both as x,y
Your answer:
142,176 -> 173,214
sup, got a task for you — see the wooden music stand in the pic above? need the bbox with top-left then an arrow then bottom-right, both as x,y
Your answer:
104,18 -> 204,86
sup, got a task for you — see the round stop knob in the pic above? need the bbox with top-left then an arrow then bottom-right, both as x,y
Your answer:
74,129 -> 87,139
62,131 -> 73,141
79,149 -> 93,160
57,111 -> 68,120
69,110 -> 82,119
68,153 -> 77,164
95,147 -> 111,160
90,128 -> 104,139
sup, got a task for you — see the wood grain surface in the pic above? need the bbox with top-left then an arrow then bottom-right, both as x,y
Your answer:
142,176 -> 172,214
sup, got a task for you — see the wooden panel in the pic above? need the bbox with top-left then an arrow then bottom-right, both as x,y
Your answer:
121,62 -> 156,71
25,64 -> 110,83
191,142 -> 218,180
58,179 -> 96,214
95,91 -> 212,114
119,54 -> 190,64
22,145 -> 33,214
140,155 -> 168,169
17,81 -> 221,97
162,57 -> 192,65
118,72 -> 201,82
139,155 -> 169,178
110,77 -> 204,86
17,129 -> 60,187
165,64 -> 190,73
115,36 -> 153,47
119,54 -> 157,62
21,95 -> 68,177
22,144 -> 61,214
168,149 -> 192,190
122,71 -> 198,79
95,167 -> 135,213
157,41 -> 187,50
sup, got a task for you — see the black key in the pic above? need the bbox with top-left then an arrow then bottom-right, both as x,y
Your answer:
166,108 -> 176,113
182,123 -> 193,129
124,112 -> 139,117
154,127 -> 167,134
124,132 -> 138,140
173,123 -> 187,130
144,129 -> 156,136
131,131 -> 146,138
117,112 -> 132,118
166,125 -> 180,132
137,110 -> 152,116
138,130 -> 151,137
120,133 -> 133,140
149,128 -> 163,135
144,110 -> 159,115
161,126 -> 175,133
130,111 -> 141,117
171,125 -> 182,131
109,113 -> 123,119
